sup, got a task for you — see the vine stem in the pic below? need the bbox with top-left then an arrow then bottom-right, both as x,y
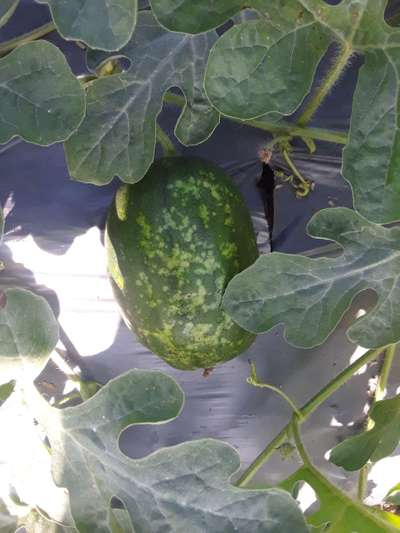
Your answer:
156,124 -> 176,157
247,362 -> 302,419
0,21 -> 56,57
291,415 -> 313,470
297,44 -> 353,127
163,93 -> 348,145
236,346 -> 386,487
357,344 -> 397,500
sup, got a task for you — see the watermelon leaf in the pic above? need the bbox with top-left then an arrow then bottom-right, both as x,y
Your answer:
195,0 -> 400,223
223,207 -> 400,349
0,41 -> 85,146
330,394 -> 400,471
36,0 -> 137,51
281,466 -> 398,532
150,0 -> 243,34
0,389 -> 74,528
204,7 -> 331,121
0,288 -> 59,383
0,0 -> 19,28
37,368 -> 309,532
65,11 -> 219,185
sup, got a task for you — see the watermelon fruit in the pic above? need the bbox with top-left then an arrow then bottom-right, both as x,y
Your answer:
106,157 -> 258,370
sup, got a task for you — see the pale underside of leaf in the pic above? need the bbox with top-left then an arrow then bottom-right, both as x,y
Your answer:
223,207 -> 400,349
281,466 -> 398,532
40,369 -> 309,533
65,12 -> 219,185
0,389 -> 74,527
36,0 -> 138,51
0,41 -> 85,146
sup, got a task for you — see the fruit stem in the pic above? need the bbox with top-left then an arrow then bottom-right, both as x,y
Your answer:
357,344 -> 397,500
236,346 -> 386,487
163,93 -> 348,145
156,124 -> 177,156
0,21 -> 56,57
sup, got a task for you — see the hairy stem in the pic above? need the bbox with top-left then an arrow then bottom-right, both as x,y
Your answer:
163,93 -> 348,145
297,44 -> 353,127
236,346 -> 386,487
0,21 -> 56,57
357,344 -> 397,500
156,125 -> 176,156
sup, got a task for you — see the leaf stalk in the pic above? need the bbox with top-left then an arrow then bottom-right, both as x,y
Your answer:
0,21 -> 56,57
163,92 -> 348,145
236,346 -> 386,487
297,44 -> 353,127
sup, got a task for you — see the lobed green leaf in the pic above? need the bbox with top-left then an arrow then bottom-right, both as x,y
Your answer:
0,41 -> 85,146
223,207 -> 400,349
204,6 -> 331,120
65,12 -> 219,185
39,369 -> 309,533
330,394 -> 400,471
37,0 -> 137,51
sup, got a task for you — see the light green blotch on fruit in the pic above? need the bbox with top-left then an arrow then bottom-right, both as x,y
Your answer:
220,242 -> 238,259
199,204 -> 210,227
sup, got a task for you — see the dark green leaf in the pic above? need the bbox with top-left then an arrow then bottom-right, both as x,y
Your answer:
330,394 -> 400,471
223,207 -> 400,349
65,12 -> 219,185
0,0 -> 19,28
342,46 -> 400,223
281,466 -> 398,532
37,0 -> 137,51
204,12 -> 331,120
0,41 -> 85,146
40,369 -> 309,533
151,0 -> 243,34
0,288 -> 59,382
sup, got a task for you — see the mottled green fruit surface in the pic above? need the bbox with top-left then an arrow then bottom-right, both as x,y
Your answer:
106,157 -> 258,370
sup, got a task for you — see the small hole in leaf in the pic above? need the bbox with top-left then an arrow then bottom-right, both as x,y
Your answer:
385,0 -> 400,26
294,480 -> 320,514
